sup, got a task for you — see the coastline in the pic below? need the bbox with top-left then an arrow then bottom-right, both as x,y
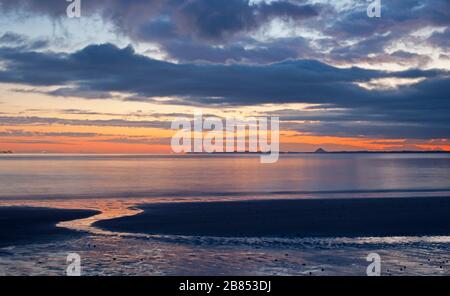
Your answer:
94,197 -> 450,238
0,207 -> 100,247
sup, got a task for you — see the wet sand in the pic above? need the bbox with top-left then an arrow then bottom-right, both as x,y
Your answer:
95,197 -> 450,238
0,207 -> 100,247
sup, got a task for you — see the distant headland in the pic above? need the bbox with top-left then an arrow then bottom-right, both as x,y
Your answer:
310,148 -> 449,154
187,148 -> 449,154
0,150 -> 13,154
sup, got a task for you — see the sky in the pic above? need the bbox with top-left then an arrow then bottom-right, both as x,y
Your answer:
0,0 -> 449,153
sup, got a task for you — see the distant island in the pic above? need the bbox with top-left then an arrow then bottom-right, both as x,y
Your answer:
1,150 -> 13,154
314,148 -> 327,153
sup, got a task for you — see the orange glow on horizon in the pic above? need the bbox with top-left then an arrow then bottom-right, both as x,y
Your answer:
1,129 -> 449,153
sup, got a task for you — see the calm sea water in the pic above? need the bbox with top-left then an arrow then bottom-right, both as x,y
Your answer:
0,153 -> 450,200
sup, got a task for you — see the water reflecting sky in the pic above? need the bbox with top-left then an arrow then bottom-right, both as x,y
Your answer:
1,154 -> 449,200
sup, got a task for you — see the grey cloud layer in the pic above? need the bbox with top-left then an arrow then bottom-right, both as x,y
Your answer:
0,43 -> 444,101
0,115 -> 168,129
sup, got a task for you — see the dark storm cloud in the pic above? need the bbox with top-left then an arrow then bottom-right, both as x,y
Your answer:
0,43 -> 449,139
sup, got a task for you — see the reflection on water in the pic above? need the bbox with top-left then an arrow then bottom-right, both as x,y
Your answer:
1,154 -> 450,200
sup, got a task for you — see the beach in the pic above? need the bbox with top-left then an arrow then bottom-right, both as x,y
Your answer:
0,207 -> 99,247
94,197 -> 450,238
1,154 -> 449,275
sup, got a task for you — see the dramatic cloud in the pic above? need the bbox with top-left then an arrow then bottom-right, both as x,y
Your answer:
0,43 -> 449,139
0,43 -> 444,101
0,0 -> 319,42
1,0 -> 448,65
